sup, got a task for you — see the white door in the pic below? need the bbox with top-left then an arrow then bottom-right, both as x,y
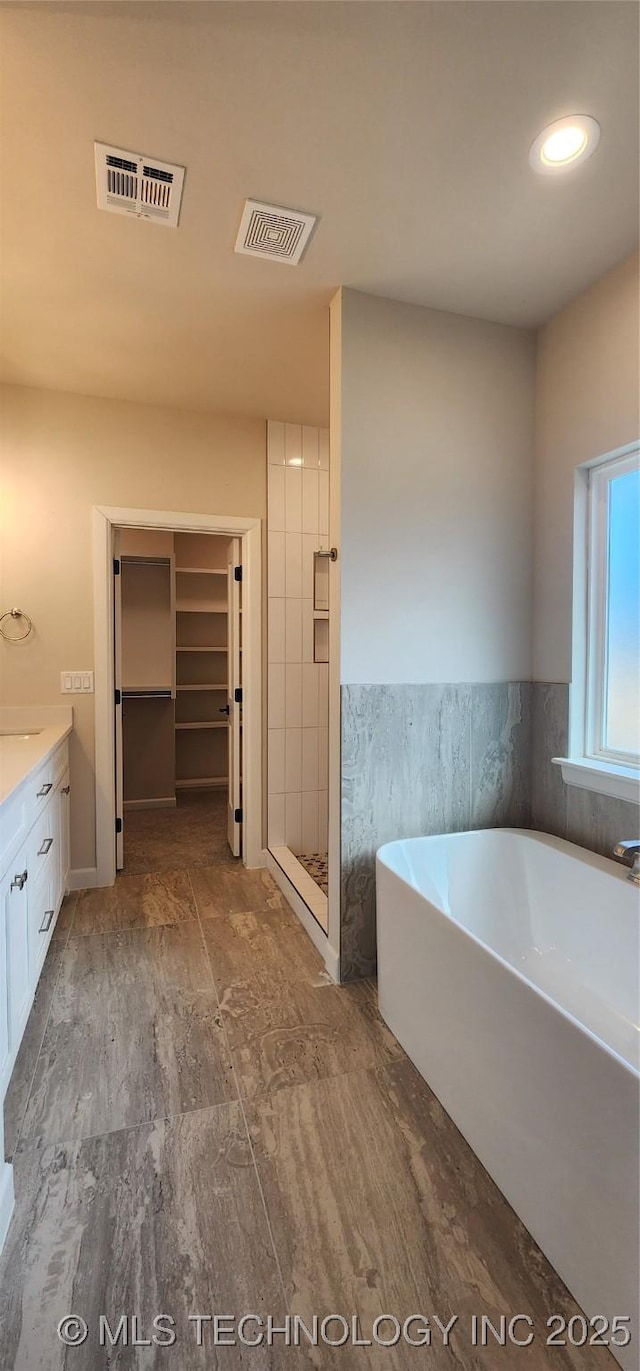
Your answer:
113,530 -> 124,870
227,537 -> 242,857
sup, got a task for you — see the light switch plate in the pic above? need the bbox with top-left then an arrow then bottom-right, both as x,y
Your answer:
61,671 -> 94,694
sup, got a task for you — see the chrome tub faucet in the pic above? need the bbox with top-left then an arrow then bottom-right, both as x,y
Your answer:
613,840 -> 640,885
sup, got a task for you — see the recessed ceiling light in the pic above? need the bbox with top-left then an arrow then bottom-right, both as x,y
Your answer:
529,115 -> 600,174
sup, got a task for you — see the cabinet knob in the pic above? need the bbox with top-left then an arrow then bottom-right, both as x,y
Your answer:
37,837 -> 54,856
38,909 -> 55,934
11,870 -> 28,891
36,782 -> 52,797
61,785 -> 71,795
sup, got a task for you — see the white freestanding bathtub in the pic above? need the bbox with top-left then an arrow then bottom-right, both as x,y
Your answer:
376,829 -> 639,1371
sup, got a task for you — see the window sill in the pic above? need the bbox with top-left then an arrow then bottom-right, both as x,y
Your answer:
552,757 -> 640,805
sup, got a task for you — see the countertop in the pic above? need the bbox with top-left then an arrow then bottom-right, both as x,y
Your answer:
0,707 -> 73,808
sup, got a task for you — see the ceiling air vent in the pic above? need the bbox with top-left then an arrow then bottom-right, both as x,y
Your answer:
234,199 -> 317,265
94,143 -> 185,228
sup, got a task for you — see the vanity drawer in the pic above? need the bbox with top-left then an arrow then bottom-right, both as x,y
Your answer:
29,745 -> 67,819
28,796 -> 58,879
28,863 -> 57,983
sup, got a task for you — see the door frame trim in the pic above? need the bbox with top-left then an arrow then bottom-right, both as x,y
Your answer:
93,504 -> 262,887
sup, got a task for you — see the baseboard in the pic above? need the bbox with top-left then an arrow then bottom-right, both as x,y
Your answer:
68,867 -> 99,891
243,848 -> 267,871
0,1162 -> 14,1255
265,850 -> 339,981
123,797 -> 176,811
323,939 -> 340,983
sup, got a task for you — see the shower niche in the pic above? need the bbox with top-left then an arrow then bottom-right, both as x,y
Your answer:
313,551 -> 329,664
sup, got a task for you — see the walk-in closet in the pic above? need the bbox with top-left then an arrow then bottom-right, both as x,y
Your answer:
115,527 -> 242,873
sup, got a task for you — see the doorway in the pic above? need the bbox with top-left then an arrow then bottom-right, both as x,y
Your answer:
92,505 -> 262,889
114,526 -> 242,874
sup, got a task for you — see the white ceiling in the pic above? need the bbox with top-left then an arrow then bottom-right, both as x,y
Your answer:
0,1 -> 638,425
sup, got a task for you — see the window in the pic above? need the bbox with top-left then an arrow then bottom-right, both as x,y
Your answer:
557,443 -> 640,804
587,448 -> 640,767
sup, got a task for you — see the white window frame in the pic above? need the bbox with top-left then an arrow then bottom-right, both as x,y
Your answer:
586,448 -> 639,767
554,440 -> 640,805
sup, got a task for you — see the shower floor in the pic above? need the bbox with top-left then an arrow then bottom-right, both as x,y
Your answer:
297,852 -> 328,895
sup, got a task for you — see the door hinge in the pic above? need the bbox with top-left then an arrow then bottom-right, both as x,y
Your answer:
234,565 -> 242,582
113,557 -> 120,575
115,817 -> 122,835
115,688 -> 121,706
234,687 -> 242,704
234,807 -> 242,824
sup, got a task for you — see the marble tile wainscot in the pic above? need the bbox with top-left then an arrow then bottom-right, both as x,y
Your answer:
340,682 -> 531,980
530,682 -> 640,855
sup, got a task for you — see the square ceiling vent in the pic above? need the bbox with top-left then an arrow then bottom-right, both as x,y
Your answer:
234,199 -> 317,265
95,142 -> 185,228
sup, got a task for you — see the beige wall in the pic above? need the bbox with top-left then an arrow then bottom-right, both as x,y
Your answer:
533,251 -> 640,682
336,289 -> 536,683
0,384 -> 265,872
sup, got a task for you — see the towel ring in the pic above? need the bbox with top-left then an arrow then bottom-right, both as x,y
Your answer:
0,608 -> 34,642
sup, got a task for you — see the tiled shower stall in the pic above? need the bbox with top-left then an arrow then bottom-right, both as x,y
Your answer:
267,420 -> 330,918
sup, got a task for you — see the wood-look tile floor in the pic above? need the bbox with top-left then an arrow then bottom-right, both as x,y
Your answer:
1,851 -> 616,1368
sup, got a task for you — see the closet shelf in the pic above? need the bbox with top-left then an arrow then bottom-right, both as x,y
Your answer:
176,776 -> 227,789
176,603 -> 227,614
176,567 -> 227,576
175,721 -> 227,731
122,686 -> 172,697
171,534 -> 235,798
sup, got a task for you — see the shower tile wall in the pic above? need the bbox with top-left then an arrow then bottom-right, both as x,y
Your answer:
267,421 -> 330,856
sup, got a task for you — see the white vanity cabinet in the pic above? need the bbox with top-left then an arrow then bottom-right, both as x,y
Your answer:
2,864 -> 30,1064
0,886 -> 9,1091
0,713 -> 72,1254
0,866 -> 27,1087
0,738 -> 70,1097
